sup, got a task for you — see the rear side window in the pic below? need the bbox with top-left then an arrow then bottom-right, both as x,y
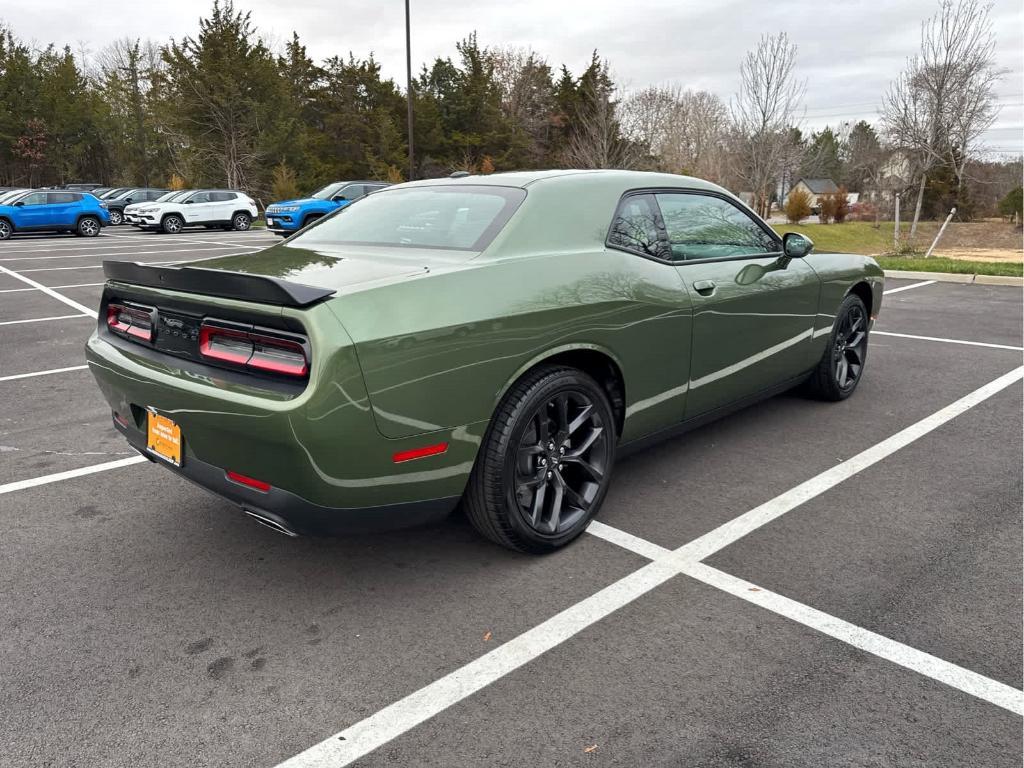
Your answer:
291,185 -> 527,252
210,191 -> 236,202
654,193 -> 778,262
607,194 -> 663,258
47,192 -> 79,204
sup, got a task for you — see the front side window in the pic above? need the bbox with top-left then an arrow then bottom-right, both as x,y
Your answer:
290,185 -> 526,252
186,192 -> 211,204
340,184 -> 365,200
19,192 -> 48,206
655,193 -> 778,262
607,194 -> 663,258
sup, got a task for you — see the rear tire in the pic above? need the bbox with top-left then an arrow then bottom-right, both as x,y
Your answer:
804,293 -> 869,401
231,212 -> 251,231
77,216 -> 100,237
108,209 -> 123,225
161,214 -> 184,234
464,365 -> 616,553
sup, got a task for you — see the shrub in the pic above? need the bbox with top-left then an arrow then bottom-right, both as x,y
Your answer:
784,187 -> 812,223
818,192 -> 837,224
271,161 -> 299,201
998,186 -> 1022,224
833,186 -> 850,223
480,155 -> 495,174
167,173 -> 187,191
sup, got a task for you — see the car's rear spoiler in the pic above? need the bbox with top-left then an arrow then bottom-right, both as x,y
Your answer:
102,261 -> 336,308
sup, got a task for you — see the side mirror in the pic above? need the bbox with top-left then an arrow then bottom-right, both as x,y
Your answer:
332,195 -> 347,202
184,199 -> 193,204
782,232 -> 814,258
14,201 -> 24,207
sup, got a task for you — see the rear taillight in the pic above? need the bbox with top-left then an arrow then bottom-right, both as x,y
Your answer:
106,302 -> 154,342
199,322 -> 309,378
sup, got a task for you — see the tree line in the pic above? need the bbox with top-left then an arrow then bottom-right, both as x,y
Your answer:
0,0 -> 1018,224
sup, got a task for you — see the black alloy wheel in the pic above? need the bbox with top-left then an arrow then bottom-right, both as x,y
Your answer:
465,365 -> 617,553
805,293 -> 870,401
833,300 -> 867,392
511,390 -> 611,536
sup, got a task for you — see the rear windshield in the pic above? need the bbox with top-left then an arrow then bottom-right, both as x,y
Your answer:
290,185 -> 526,252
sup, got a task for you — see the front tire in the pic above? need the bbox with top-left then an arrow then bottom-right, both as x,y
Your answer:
231,212 -> 251,231
0,219 -> 11,240
77,216 -> 100,237
805,293 -> 869,401
161,214 -> 184,234
464,365 -> 616,553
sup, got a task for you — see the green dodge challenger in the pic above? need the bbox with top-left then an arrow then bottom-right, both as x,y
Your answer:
86,170 -> 883,552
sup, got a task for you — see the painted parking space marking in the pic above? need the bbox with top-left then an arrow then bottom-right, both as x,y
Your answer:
0,313 -> 90,326
680,562 -> 1024,715
0,365 -> 89,382
0,265 -> 98,317
0,282 -> 104,295
0,455 -> 147,496
873,330 -> 1023,352
883,280 -> 936,295
273,364 -> 1024,768
0,244 -> 263,263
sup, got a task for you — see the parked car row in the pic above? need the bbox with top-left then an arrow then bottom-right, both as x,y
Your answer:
0,178 -> 389,240
0,186 -> 260,240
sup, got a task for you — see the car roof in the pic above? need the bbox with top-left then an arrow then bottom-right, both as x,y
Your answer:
396,168 -> 725,194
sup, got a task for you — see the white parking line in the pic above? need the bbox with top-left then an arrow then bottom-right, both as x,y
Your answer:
0,282 -> 104,295
873,330 -> 1024,352
0,313 -> 89,326
0,365 -> 89,382
681,562 -> 1024,716
883,280 -> 936,295
0,244 -> 261,263
274,364 -> 1024,767
0,265 -> 97,317
0,456 -> 147,496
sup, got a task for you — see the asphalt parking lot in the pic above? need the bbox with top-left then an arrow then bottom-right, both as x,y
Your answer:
0,229 -> 1021,767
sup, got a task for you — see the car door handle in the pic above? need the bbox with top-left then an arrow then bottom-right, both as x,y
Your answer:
692,279 -> 716,295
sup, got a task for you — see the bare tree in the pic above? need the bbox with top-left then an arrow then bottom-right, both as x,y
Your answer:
882,0 -> 1003,235
622,86 -> 729,181
730,32 -> 806,218
488,46 -> 555,166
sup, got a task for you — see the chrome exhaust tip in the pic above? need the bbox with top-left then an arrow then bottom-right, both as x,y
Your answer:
242,508 -> 298,537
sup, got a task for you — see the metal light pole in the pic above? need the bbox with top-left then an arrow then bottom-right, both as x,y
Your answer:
405,0 -> 415,181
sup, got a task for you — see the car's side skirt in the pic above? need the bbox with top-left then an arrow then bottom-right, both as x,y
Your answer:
618,370 -> 813,459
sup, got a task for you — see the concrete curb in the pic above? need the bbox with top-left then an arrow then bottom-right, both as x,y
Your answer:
885,269 -> 1023,287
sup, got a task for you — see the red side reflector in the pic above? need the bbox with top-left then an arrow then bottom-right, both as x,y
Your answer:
392,442 -> 449,463
226,470 -> 271,492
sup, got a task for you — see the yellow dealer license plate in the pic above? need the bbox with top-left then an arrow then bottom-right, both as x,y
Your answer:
147,410 -> 182,466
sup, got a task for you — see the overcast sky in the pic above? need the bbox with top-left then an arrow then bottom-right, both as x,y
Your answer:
4,0 -> 1021,154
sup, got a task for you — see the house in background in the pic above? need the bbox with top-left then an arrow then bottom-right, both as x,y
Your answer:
788,178 -> 839,209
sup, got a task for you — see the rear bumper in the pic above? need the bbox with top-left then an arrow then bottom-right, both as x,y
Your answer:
114,415 -> 459,534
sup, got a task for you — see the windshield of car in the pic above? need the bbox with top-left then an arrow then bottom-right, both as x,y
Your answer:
310,182 -> 347,200
156,190 -> 192,204
0,190 -> 28,204
101,188 -> 130,199
112,188 -> 139,200
290,185 -> 526,252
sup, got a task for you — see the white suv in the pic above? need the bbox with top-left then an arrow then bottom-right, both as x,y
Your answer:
135,189 -> 259,234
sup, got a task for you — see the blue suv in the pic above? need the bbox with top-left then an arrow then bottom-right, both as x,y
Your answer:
265,180 -> 389,236
0,190 -> 110,239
